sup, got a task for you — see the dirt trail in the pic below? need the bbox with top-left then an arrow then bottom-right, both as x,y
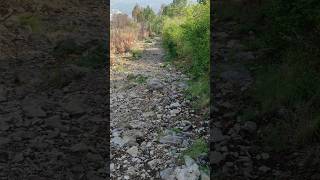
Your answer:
110,38 -> 209,179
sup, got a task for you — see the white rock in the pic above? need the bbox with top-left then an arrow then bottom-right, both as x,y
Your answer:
126,146 -> 139,157
175,164 -> 200,180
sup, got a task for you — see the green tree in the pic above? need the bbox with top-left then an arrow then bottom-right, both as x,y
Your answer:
132,4 -> 142,22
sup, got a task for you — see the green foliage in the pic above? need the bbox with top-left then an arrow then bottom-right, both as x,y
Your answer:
127,74 -> 148,84
182,138 -> 208,160
171,127 -> 182,133
162,0 -> 188,17
186,77 -> 209,109
75,43 -> 105,68
130,48 -> 143,60
17,14 -> 42,32
265,0 -> 320,49
162,2 -> 210,108
162,2 -> 209,78
247,0 -> 320,147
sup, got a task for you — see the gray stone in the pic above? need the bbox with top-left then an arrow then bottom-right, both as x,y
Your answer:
70,142 -> 90,152
86,153 -> 103,162
148,159 -> 160,169
147,78 -> 164,90
170,102 -> 180,108
45,115 -> 64,130
210,151 -> 225,164
184,156 -> 196,167
0,137 -> 10,146
175,164 -> 200,180
159,135 -> 184,145
0,85 -> 8,102
243,121 -> 257,133
259,165 -> 271,173
210,128 -> 226,143
111,136 -> 126,147
126,146 -> 139,157
160,167 -> 175,180
261,153 -> 270,160
22,99 -> 47,118
200,171 -> 210,180
61,95 -> 86,115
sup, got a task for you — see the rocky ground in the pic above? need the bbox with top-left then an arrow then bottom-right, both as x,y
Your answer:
211,21 -> 275,179
0,1 -> 109,179
110,39 -> 210,180
211,13 -> 320,180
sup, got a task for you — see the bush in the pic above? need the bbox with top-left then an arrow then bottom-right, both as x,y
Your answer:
249,0 -> 320,146
266,0 -> 320,49
162,2 -> 210,108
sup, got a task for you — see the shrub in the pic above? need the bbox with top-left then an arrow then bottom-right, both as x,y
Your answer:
162,2 -> 210,108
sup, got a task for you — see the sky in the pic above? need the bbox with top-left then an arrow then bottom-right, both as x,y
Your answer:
111,0 -> 196,16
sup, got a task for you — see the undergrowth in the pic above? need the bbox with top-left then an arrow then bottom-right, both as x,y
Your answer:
215,0 -> 320,150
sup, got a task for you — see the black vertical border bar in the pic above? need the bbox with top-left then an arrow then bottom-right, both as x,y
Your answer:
104,0 -> 111,177
210,0 -> 215,178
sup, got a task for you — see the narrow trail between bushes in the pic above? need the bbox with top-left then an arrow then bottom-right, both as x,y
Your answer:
110,38 -> 209,180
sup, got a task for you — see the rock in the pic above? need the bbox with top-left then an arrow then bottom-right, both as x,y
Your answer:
122,135 -> 138,147
261,153 -> 270,160
126,146 -> 139,157
175,163 -> 200,180
61,95 -> 86,115
70,142 -> 90,152
44,115 -> 64,130
148,159 -> 160,169
86,171 -> 105,180
13,153 -> 24,162
184,156 -> 196,167
52,38 -> 84,58
0,151 -> 9,163
64,64 -> 89,79
111,136 -> 126,147
159,135 -> 184,145
22,97 -> 47,118
210,151 -> 225,164
160,167 -> 175,180
147,78 -> 163,90
170,102 -> 180,108
210,128 -> 226,143
216,32 -> 229,38
200,171 -> 210,180
0,137 -> 10,146
0,85 -> 8,102
110,163 -> 115,172
170,109 -> 180,116
259,165 -> 271,173
86,153 -> 103,162
243,121 -> 257,133
0,121 -> 10,131
218,64 -> 252,85
143,111 -> 155,118
234,51 -> 255,61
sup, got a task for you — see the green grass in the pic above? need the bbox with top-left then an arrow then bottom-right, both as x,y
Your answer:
182,138 -> 208,160
74,44 -> 105,68
185,77 -> 209,110
130,48 -> 143,60
251,47 -> 320,149
145,38 -> 153,43
127,74 -> 148,84
171,127 -> 182,134
114,64 -> 128,73
17,14 -> 42,32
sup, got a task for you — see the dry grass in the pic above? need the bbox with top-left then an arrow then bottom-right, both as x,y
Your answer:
110,27 -> 138,54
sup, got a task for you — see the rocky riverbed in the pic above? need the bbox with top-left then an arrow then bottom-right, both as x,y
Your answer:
110,39 -> 209,180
